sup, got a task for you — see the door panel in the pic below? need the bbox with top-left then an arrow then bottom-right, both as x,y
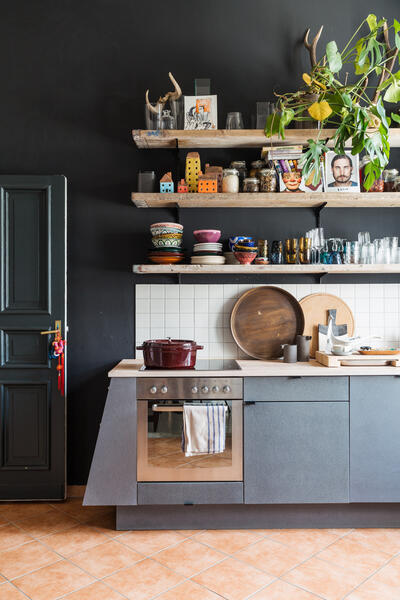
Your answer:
350,376 -> 400,502
0,176 -> 66,500
244,401 -> 349,504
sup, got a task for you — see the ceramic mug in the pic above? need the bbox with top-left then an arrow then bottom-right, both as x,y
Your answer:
282,344 -> 297,363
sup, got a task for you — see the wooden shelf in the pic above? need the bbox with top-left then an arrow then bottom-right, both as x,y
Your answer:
133,264 -> 400,275
131,192 -> 400,208
132,128 -> 400,149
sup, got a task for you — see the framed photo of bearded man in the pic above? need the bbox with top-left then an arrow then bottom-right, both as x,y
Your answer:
325,151 -> 360,192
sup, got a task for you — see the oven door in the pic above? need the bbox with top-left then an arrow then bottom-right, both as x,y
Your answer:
137,400 -> 243,482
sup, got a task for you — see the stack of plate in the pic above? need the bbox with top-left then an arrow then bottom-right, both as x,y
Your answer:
191,242 -> 226,265
148,222 -> 185,264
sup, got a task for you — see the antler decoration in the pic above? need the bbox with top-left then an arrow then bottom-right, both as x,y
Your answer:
145,72 -> 182,115
372,20 -> 399,104
304,26 -> 324,69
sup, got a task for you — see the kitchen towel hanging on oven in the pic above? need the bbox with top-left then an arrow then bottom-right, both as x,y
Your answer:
182,403 -> 227,457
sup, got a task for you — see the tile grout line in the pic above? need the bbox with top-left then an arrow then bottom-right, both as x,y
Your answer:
340,545 -> 400,599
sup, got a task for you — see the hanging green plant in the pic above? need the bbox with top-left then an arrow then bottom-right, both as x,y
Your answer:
265,16 -> 400,189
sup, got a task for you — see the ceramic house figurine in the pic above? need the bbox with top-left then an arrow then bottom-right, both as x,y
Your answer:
205,164 -> 223,192
177,179 -> 188,193
159,172 -> 174,193
185,152 -> 201,192
198,171 -> 218,193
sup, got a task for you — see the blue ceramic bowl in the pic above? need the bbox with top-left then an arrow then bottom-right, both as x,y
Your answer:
229,236 -> 255,251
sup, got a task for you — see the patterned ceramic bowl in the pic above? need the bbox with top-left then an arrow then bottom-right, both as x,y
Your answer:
151,226 -> 184,236
152,232 -> 183,240
229,236 -> 255,251
234,251 -> 257,264
152,237 -> 183,248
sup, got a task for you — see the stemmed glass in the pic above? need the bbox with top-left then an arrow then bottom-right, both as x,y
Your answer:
314,227 -> 325,264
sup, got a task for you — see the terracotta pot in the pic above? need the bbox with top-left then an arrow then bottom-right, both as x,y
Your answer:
137,338 -> 204,369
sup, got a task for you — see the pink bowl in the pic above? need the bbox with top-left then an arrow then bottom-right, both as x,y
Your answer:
193,229 -> 221,243
234,251 -> 257,264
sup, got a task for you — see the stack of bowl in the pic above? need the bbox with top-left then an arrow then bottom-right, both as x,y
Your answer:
191,229 -> 225,265
148,222 -> 185,264
231,236 -> 258,264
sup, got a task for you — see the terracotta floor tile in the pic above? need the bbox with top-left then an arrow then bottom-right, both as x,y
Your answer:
193,529 -> 261,553
0,503 -> 54,522
13,509 -> 79,538
251,579 -> 321,599
41,523 -> 109,557
84,512 -> 119,537
0,582 -> 30,599
316,535 -> 391,578
0,524 -> 34,551
266,528 -> 341,553
104,558 -> 184,599
192,556 -> 275,600
283,556 -> 366,600
117,529 -> 184,555
175,529 -> 205,537
234,536 -> 311,577
0,515 -> 8,526
346,578 -> 398,600
51,499 -> 113,522
347,528 -> 400,555
0,540 -> 60,579
13,560 -> 94,600
64,581 -> 126,599
153,538 -> 224,577
155,579 -> 222,599
368,557 -> 400,587
70,539 -> 143,578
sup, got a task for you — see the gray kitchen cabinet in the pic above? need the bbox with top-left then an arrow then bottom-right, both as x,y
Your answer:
350,376 -> 400,502
244,400 -> 349,503
244,376 -> 349,402
138,482 -> 243,505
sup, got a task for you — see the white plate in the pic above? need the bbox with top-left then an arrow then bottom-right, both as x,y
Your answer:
193,243 -> 223,250
191,256 -> 226,265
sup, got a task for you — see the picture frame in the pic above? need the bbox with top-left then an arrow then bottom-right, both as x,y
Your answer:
184,95 -> 218,130
324,151 -> 360,192
278,163 -> 323,193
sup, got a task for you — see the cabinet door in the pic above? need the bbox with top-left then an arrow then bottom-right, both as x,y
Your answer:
244,402 -> 349,504
350,376 -> 400,502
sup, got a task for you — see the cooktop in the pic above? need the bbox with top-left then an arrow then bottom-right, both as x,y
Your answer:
140,359 -> 239,371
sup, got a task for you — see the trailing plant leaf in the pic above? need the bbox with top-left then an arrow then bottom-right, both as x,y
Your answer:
383,80 -> 400,103
391,112 -> 400,124
302,73 -> 312,85
326,41 -> 342,73
367,14 -> 378,31
308,101 -> 333,121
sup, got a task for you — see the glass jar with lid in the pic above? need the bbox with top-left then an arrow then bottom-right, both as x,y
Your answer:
222,168 -> 239,193
230,161 -> 247,191
383,169 -> 399,192
249,160 -> 266,180
243,177 -> 259,193
259,168 -> 277,192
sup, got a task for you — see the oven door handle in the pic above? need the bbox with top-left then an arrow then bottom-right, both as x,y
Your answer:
244,400 -> 256,405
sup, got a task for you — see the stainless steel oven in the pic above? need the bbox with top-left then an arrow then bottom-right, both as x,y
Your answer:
137,377 -> 243,482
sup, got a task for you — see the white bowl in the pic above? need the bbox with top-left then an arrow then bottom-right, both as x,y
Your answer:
191,256 -> 226,265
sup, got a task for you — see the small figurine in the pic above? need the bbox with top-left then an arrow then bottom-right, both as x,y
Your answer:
205,164 -> 223,192
177,179 -> 188,193
198,171 -> 218,193
160,172 -> 174,193
185,152 -> 201,192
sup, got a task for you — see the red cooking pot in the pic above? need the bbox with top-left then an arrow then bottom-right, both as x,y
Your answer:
137,338 -> 204,369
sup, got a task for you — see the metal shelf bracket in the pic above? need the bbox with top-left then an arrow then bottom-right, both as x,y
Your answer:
314,201 -> 327,228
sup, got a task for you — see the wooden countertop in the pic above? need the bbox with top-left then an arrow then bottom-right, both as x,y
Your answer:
109,359 -> 400,377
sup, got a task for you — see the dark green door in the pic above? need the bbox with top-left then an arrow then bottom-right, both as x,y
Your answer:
0,175 -> 66,500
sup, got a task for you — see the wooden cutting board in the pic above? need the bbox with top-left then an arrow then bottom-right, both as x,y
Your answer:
230,286 -> 304,359
300,293 -> 355,358
315,350 -> 400,368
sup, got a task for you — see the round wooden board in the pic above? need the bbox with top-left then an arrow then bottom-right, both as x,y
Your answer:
230,286 -> 304,360
299,293 -> 355,358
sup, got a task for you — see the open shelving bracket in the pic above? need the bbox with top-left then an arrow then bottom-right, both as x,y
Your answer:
313,201 -> 327,228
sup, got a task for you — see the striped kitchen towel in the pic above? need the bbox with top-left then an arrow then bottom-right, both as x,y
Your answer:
182,403 -> 227,457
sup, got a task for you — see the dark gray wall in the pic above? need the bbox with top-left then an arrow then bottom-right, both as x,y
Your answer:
0,1 -> 398,483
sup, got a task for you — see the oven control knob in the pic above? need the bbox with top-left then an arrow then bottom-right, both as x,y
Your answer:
212,385 -> 220,393
191,386 -> 198,394
160,386 -> 168,394
223,385 -> 231,393
201,386 -> 209,394
150,386 -> 157,394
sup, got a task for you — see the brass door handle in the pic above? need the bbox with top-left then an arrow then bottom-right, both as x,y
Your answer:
41,320 -> 62,335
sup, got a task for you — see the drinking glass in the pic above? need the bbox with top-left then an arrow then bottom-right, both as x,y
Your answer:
256,102 -> 276,128
145,103 -> 162,130
226,112 -> 244,129
358,231 -> 370,245
315,227 -> 325,264
170,96 -> 184,129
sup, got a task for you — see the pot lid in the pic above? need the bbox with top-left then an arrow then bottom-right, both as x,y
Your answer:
142,338 -> 197,347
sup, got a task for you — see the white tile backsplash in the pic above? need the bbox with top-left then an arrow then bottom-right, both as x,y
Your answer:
135,284 -> 400,356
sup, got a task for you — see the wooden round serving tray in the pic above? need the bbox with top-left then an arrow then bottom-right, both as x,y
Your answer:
230,286 -> 304,360
299,293 -> 355,358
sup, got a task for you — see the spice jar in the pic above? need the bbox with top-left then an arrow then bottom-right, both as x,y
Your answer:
249,160 -> 266,180
222,168 -> 239,193
230,161 -> 247,191
259,168 -> 277,192
243,177 -> 259,192
383,169 -> 399,192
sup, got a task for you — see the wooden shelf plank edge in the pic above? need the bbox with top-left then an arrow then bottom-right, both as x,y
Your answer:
133,264 -> 400,275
